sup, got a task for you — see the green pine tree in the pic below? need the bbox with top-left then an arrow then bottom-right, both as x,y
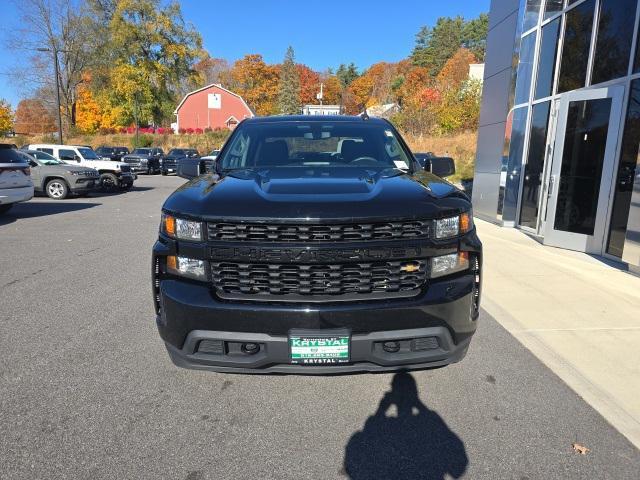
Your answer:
278,46 -> 301,115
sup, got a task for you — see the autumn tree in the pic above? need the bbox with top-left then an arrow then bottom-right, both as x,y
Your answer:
278,46 -> 301,115
297,64 -> 321,105
344,75 -> 374,114
97,0 -> 204,125
195,56 -> 233,88
364,62 -> 398,105
0,100 -> 13,134
319,73 -> 342,105
437,48 -> 477,89
231,54 -> 280,115
14,99 -> 56,134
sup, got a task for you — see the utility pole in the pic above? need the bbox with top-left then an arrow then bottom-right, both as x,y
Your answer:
37,47 -> 64,144
133,92 -> 139,148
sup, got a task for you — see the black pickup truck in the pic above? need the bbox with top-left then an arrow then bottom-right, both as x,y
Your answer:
152,115 -> 482,374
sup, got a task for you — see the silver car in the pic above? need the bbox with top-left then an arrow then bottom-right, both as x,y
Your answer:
20,150 -> 99,199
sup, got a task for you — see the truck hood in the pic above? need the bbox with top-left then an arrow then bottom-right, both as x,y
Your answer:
63,160 -> 127,169
163,167 -> 470,221
40,164 -> 96,174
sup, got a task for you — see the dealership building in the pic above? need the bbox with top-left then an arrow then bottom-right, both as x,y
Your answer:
473,0 -> 640,271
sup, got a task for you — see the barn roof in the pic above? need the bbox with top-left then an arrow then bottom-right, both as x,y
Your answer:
174,83 -> 255,116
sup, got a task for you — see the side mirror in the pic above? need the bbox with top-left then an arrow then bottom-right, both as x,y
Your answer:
424,156 -> 455,178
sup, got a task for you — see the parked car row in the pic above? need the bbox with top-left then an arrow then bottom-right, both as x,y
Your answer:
99,146 -> 217,177
0,142 -> 225,211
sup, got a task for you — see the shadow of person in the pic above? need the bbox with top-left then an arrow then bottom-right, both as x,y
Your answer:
343,372 -> 468,479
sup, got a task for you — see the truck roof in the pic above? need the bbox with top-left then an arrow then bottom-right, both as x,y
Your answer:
242,115 -> 389,125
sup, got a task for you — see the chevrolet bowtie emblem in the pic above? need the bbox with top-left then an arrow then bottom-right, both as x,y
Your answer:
400,262 -> 420,273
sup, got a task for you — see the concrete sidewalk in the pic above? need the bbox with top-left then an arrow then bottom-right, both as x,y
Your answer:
476,219 -> 640,449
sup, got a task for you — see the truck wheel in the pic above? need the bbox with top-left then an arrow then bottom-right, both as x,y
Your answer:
100,173 -> 118,191
0,204 -> 13,215
161,170 -> 167,176
147,166 -> 153,175
46,179 -> 69,199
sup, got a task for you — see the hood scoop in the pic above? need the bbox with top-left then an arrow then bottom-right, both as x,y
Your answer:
255,168 -> 379,196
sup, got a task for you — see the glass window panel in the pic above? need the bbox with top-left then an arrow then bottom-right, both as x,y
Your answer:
554,98 -> 612,234
557,0 -> 596,93
523,0 -> 543,31
514,32 -> 537,105
519,102 -> 552,228
535,18 -> 561,99
607,80 -> 640,256
544,0 -> 564,20
499,107 -> 529,222
592,0 -> 637,85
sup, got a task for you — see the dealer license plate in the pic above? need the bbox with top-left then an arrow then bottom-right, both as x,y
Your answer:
289,335 -> 350,365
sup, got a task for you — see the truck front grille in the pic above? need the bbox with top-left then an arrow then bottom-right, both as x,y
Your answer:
207,220 -> 431,243
211,260 -> 427,300
120,164 -> 132,173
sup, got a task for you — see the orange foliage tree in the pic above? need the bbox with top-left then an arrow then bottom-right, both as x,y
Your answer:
345,75 -> 374,113
14,99 -> 56,134
319,74 -> 341,105
297,64 -> 321,105
437,48 -> 477,89
231,54 -> 280,115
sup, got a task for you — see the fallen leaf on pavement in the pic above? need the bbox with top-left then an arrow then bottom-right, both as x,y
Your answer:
572,442 -> 590,455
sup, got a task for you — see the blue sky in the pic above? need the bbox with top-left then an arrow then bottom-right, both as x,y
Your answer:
0,0 -> 489,107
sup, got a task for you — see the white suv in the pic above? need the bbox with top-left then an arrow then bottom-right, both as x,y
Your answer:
27,144 -> 135,190
0,144 -> 34,215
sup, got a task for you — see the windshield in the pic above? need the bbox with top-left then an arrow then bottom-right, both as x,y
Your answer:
133,148 -> 151,155
217,121 -> 412,171
78,147 -> 100,160
31,151 -> 64,165
168,149 -> 184,156
100,147 -> 115,154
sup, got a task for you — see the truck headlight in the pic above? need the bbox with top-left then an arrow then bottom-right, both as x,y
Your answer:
434,212 -> 473,239
430,252 -> 469,278
161,214 -> 202,241
166,255 -> 206,281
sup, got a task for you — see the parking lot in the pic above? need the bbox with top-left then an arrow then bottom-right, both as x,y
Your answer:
1,174 -> 639,479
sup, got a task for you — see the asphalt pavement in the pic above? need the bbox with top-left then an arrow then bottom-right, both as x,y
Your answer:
1,175 -> 638,479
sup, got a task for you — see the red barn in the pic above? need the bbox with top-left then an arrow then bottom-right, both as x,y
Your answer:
173,84 -> 254,132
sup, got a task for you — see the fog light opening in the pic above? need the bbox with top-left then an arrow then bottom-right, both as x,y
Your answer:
241,343 -> 260,354
382,341 -> 400,353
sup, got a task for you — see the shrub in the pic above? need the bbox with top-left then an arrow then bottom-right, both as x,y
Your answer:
178,128 -> 186,135
204,127 -> 212,133
186,127 -> 194,134
194,128 -> 203,134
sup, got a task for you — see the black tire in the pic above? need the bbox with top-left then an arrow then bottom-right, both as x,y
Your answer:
147,166 -> 153,175
161,170 -> 167,176
100,173 -> 118,191
45,178 -> 69,200
0,203 -> 13,215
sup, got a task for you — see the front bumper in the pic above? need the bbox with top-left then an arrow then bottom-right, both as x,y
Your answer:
118,173 -> 134,185
0,185 -> 34,205
70,178 -> 98,192
156,271 -> 478,374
